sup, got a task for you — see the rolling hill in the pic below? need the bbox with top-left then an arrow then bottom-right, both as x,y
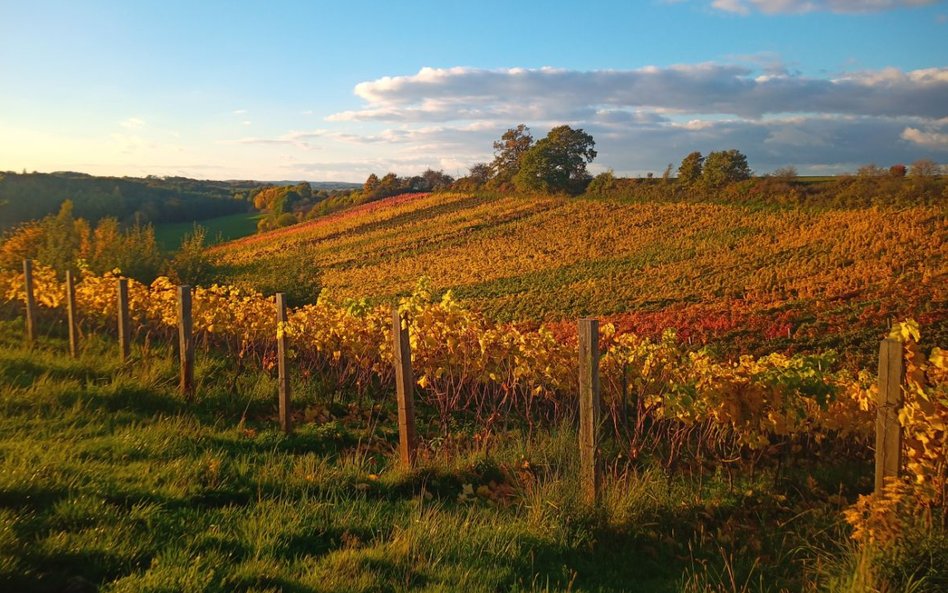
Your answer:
211,191 -> 947,360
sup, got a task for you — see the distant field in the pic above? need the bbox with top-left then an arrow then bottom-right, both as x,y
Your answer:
793,176 -> 837,184
155,211 -> 262,251
211,191 -> 946,360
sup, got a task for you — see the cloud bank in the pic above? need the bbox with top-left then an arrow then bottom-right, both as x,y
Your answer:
290,64 -> 948,177
328,65 -> 948,122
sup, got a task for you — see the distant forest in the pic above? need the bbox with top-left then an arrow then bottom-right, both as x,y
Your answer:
0,171 -> 361,231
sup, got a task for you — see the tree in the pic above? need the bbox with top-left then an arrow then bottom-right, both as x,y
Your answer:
771,166 -> 797,182
677,152 -> 704,185
909,159 -> 940,178
420,169 -> 454,191
168,225 -> 215,286
908,158 -> 941,196
889,164 -> 907,178
468,163 -> 491,185
856,164 -> 886,177
90,217 -> 122,272
377,172 -> 400,195
491,124 -> 533,181
586,170 -> 618,196
114,223 -> 162,281
513,125 -> 596,193
363,173 -> 380,194
294,182 -> 312,201
701,149 -> 751,188
36,200 -> 84,277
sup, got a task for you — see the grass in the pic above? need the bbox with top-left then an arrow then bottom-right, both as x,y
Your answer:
0,317 -> 944,592
154,212 -> 262,252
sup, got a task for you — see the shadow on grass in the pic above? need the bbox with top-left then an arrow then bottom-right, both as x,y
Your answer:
2,547 -> 146,593
503,531 -> 681,593
0,357 -> 113,391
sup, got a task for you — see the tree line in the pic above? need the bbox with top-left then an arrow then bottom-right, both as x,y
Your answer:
445,124 -> 946,207
448,124 -> 752,194
0,171 -> 257,231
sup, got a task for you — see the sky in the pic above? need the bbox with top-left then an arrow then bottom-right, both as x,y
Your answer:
1,0 -> 947,181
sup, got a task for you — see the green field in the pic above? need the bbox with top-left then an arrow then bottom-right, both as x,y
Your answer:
155,212 -> 262,252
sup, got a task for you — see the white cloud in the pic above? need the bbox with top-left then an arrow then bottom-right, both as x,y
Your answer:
901,126 -> 948,148
713,0 -> 752,14
328,65 -> 948,123
120,117 -> 146,129
710,0 -> 938,14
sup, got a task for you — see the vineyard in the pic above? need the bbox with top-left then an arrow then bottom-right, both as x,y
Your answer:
2,193 -> 947,591
3,263 -> 946,513
0,262 -> 883,453
212,192 -> 947,361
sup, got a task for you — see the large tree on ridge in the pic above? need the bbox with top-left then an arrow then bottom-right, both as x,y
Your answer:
513,125 -> 597,193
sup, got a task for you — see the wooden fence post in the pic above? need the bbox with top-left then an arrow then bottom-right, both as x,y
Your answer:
23,259 -> 36,347
392,307 -> 417,467
178,286 -> 194,399
276,293 -> 291,433
65,271 -> 78,358
578,318 -> 601,505
875,337 -> 904,493
117,278 -> 131,362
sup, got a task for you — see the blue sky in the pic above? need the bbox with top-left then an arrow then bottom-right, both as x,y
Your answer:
1,0 -> 946,180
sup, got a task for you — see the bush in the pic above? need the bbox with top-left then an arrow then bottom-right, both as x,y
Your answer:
167,225 -> 216,286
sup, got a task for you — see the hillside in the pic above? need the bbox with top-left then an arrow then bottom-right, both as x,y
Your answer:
212,192 -> 947,361
0,172 -> 257,230
0,172 -> 364,231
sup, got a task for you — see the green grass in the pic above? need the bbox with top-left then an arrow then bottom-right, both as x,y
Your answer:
0,317 -> 944,592
155,212 -> 262,252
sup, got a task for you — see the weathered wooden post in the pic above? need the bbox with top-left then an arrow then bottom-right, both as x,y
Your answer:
117,278 -> 131,362
276,293 -> 291,433
578,318 -> 601,505
875,337 -> 904,493
392,307 -> 417,467
23,259 -> 36,347
65,270 -> 78,358
178,286 -> 194,399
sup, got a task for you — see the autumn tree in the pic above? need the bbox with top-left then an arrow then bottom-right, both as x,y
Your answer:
468,163 -> 491,185
701,149 -> 751,188
909,159 -> 941,178
420,169 -> 454,191
587,170 -> 618,196
856,164 -> 886,177
491,124 -> 533,182
377,172 -> 400,195
513,125 -> 597,193
677,152 -> 704,185
363,173 -> 380,194
771,166 -> 797,182
167,225 -> 215,286
889,164 -> 907,178
36,201 -> 85,277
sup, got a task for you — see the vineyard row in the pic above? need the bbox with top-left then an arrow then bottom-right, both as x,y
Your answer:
3,260 -> 945,512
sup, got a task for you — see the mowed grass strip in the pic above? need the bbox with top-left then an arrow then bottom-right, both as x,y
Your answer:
154,212 -> 263,252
